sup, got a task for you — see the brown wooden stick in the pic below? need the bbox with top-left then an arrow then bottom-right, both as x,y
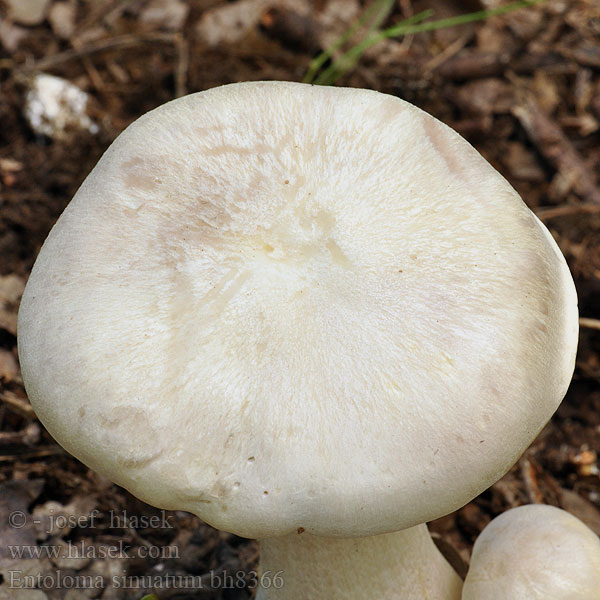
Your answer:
519,456 -> 544,504
512,96 -> 600,204
535,203 -> 600,220
0,391 -> 36,417
580,318 -> 600,332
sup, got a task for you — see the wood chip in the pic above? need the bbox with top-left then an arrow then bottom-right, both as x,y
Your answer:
0,349 -> 19,382
5,0 -> 51,26
48,1 -> 77,40
139,0 -> 190,32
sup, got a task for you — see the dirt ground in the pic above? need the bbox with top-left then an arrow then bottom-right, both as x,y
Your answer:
0,0 -> 599,598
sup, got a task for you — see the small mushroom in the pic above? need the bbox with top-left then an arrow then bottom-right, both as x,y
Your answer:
18,82 -> 578,599
463,504 -> 600,599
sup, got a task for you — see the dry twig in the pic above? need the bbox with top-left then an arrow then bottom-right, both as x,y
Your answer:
512,94 -> 600,204
519,456 -> 544,504
0,391 -> 36,418
580,318 -> 600,332
535,203 -> 600,220
19,33 -> 180,73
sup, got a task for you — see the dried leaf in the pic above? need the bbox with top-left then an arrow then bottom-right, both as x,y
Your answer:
453,78 -> 513,115
500,141 -> 545,182
0,19 -> 28,52
0,274 -> 25,306
558,488 -> 600,536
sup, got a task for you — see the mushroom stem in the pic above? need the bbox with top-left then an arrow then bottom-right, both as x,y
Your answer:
256,523 -> 462,599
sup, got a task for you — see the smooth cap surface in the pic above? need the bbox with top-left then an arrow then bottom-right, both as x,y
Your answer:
463,504 -> 600,599
18,82 -> 578,538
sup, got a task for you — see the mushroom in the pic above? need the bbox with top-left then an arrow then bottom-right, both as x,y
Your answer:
463,504 -> 600,599
17,82 -> 578,599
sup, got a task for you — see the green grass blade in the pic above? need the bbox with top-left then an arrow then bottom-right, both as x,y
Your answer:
303,0 -> 396,84
308,0 -> 545,86
366,0 -> 396,34
313,9 -> 432,85
385,0 -> 544,37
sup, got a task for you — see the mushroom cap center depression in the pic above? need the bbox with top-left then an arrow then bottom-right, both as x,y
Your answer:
17,82 -> 578,539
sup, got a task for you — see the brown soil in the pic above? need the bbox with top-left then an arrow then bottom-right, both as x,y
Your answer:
1,1 -> 599,598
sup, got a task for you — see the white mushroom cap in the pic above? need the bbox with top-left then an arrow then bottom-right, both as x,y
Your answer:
463,504 -> 600,599
18,81 -> 578,539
